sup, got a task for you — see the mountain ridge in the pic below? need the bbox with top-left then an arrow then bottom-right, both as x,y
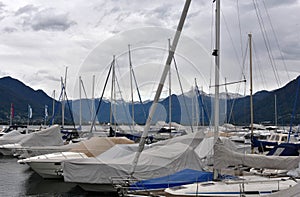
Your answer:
0,75 -> 299,126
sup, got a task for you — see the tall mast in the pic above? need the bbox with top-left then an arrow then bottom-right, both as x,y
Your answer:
168,39 -> 172,130
130,0 -> 191,176
79,76 -> 82,129
62,67 -> 68,128
128,45 -> 135,129
110,56 -> 116,131
91,75 -> 95,130
52,90 -> 55,125
213,0 -> 220,139
213,0 -> 220,180
274,94 -> 277,127
194,78 -> 199,129
249,33 -> 254,153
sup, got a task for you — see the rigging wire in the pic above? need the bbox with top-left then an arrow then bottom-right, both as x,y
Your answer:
262,0 -> 290,81
252,0 -> 281,87
172,55 -> 194,133
89,59 -> 114,135
252,40 -> 267,89
80,78 -> 93,123
114,71 -> 134,132
221,11 -> 242,70
236,0 -> 244,60
80,79 -> 92,114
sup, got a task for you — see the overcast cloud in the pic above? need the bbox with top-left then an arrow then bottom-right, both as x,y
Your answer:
0,0 -> 299,101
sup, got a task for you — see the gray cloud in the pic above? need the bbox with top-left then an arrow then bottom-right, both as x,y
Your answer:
0,2 -> 5,9
30,9 -> 76,31
2,27 -> 17,33
15,4 -> 38,16
16,6 -> 76,31
264,0 -> 298,8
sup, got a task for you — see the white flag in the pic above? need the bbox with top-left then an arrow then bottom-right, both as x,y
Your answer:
45,105 -> 48,117
28,105 -> 32,119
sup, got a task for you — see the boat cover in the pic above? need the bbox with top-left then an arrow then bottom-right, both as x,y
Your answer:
214,139 -> 300,170
129,169 -> 214,190
130,168 -> 237,191
18,136 -> 134,157
0,125 -> 63,146
63,132 -> 210,184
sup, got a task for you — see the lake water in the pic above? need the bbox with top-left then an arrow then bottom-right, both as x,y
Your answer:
0,155 -> 118,197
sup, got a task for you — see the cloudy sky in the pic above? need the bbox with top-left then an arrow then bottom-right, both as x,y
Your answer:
0,0 -> 299,101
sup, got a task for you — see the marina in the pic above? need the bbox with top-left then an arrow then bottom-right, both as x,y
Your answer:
0,0 -> 300,196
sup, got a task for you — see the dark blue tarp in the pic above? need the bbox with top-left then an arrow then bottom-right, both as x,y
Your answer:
130,169 -> 235,191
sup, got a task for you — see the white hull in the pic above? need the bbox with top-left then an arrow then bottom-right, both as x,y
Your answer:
18,152 -> 88,179
27,161 -> 63,179
165,176 -> 297,196
0,144 -> 21,156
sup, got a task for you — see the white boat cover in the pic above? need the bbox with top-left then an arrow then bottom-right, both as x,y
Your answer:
0,125 -> 63,146
0,130 -> 24,145
17,136 -> 134,158
63,132 -> 209,184
214,139 -> 300,170
19,125 -> 63,147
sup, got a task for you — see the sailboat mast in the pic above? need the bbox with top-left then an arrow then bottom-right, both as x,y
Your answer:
52,90 -> 55,125
249,33 -> 254,153
274,94 -> 277,127
62,67 -> 68,128
110,56 -> 115,130
130,0 -> 191,176
168,39 -> 172,130
91,75 -> 95,130
213,0 -> 220,180
128,45 -> 135,129
213,0 -> 220,139
79,76 -> 82,129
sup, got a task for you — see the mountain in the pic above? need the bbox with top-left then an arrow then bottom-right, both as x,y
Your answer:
227,76 -> 300,125
0,75 -> 299,126
0,76 -> 65,125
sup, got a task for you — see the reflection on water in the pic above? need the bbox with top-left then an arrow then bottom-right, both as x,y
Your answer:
0,155 -> 118,196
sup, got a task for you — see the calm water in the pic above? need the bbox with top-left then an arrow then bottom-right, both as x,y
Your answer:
0,155 -> 118,197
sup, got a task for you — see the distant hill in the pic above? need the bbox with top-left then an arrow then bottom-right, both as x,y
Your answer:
0,75 -> 299,126
227,76 -> 300,125
0,76 -> 66,125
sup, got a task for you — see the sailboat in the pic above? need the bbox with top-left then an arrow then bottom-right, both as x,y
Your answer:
17,136 -> 134,179
165,0 -> 300,196
61,0 -> 204,192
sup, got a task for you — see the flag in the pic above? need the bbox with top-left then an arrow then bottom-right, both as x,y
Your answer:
28,105 -> 32,119
45,105 -> 48,117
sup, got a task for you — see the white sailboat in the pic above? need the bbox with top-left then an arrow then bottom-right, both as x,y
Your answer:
165,176 -> 297,196
61,0 -> 194,192
17,136 -> 134,179
165,0 -> 300,196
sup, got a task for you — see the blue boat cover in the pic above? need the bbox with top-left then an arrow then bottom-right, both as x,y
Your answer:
130,169 -> 235,191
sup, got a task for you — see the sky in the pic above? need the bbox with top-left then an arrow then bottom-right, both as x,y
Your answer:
0,0 -> 299,101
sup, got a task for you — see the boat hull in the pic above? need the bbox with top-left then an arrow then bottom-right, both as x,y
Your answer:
28,161 -> 63,179
165,176 -> 297,196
